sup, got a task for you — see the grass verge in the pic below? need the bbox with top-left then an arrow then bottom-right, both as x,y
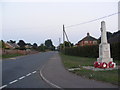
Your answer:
60,53 -> 119,85
1,53 -> 23,59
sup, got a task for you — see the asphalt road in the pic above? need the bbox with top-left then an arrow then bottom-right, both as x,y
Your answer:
2,51 -> 55,88
1,51 -> 118,89
41,52 -> 118,88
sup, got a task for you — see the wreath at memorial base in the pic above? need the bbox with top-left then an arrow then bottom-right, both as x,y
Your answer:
94,61 -> 115,69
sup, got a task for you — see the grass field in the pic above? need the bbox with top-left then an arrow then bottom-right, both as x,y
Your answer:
1,54 -> 23,59
60,53 -> 119,85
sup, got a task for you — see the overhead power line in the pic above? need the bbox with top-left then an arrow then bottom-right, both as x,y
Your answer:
66,12 -> 120,28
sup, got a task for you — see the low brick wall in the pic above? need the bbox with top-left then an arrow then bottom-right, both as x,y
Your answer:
1,49 -> 39,55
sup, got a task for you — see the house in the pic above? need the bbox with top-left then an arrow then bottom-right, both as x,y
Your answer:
5,42 -> 20,49
25,45 -> 32,49
76,33 -> 98,46
5,43 -> 14,49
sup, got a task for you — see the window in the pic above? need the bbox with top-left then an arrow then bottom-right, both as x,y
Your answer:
93,41 -> 97,44
84,41 -> 88,44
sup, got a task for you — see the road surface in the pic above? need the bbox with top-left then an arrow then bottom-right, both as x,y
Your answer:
2,51 -> 55,88
1,51 -> 118,89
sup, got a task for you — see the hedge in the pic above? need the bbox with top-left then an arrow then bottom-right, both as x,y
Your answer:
62,42 -> 120,60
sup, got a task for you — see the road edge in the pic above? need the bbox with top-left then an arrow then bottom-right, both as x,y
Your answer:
39,61 -> 63,89
2,52 -> 40,60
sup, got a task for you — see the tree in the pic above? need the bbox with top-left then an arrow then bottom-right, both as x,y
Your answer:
18,40 -> 26,50
26,43 -> 32,46
38,44 -> 46,52
7,40 -> 16,43
64,41 -> 73,47
32,43 -> 38,50
0,40 -> 6,49
58,43 -> 63,51
45,39 -> 55,51
45,39 -> 53,48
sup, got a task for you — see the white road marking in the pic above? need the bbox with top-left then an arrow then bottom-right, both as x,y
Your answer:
1,70 -> 37,89
32,71 -> 37,74
9,80 -> 18,84
0,85 -> 7,89
19,76 -> 25,80
26,73 -> 31,76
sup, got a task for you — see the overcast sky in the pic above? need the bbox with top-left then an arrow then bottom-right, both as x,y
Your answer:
1,0 -> 119,46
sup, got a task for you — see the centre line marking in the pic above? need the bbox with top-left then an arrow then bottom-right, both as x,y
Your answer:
0,85 -> 7,89
19,76 -> 25,80
1,70 -> 37,89
26,73 -> 31,76
9,80 -> 18,84
32,71 -> 37,74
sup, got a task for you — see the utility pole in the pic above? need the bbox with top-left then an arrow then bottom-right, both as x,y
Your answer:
59,38 -> 61,45
64,30 -> 71,47
63,25 -> 65,49
59,38 -> 61,51
63,24 -> 71,48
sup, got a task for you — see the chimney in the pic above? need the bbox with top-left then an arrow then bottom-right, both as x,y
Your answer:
87,32 -> 90,36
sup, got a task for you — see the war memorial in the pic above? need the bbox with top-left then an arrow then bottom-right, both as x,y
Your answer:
94,21 -> 116,69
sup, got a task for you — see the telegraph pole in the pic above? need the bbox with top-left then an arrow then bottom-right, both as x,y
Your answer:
63,25 -> 65,49
59,38 -> 61,51
64,30 -> 71,47
59,38 -> 61,46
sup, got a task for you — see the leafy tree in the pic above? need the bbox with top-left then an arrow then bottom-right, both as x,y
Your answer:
32,43 -> 38,50
64,41 -> 70,47
18,40 -> 26,50
64,41 -> 73,48
51,45 -> 55,51
38,44 -> 46,52
0,40 -> 6,49
45,39 -> 53,48
26,43 -> 32,46
45,39 -> 55,51
7,40 -> 16,43
0,41 -> 2,48
58,43 -> 64,51
71,43 -> 74,47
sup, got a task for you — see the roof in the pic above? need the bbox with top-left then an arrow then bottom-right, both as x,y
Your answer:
78,33 -> 98,43
7,42 -> 20,48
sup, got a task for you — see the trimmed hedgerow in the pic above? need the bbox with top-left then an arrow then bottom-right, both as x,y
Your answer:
62,42 -> 120,60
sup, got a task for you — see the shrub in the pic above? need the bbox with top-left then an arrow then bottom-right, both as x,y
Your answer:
62,43 -> 120,60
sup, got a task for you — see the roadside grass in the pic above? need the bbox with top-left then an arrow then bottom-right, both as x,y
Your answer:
60,53 -> 119,85
1,54 -> 23,59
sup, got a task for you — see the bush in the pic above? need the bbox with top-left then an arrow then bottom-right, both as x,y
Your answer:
62,43 -> 120,60
110,42 -> 120,60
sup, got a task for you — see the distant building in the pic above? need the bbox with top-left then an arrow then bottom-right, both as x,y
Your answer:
75,33 -> 98,46
5,42 -> 20,49
25,45 -> 32,49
